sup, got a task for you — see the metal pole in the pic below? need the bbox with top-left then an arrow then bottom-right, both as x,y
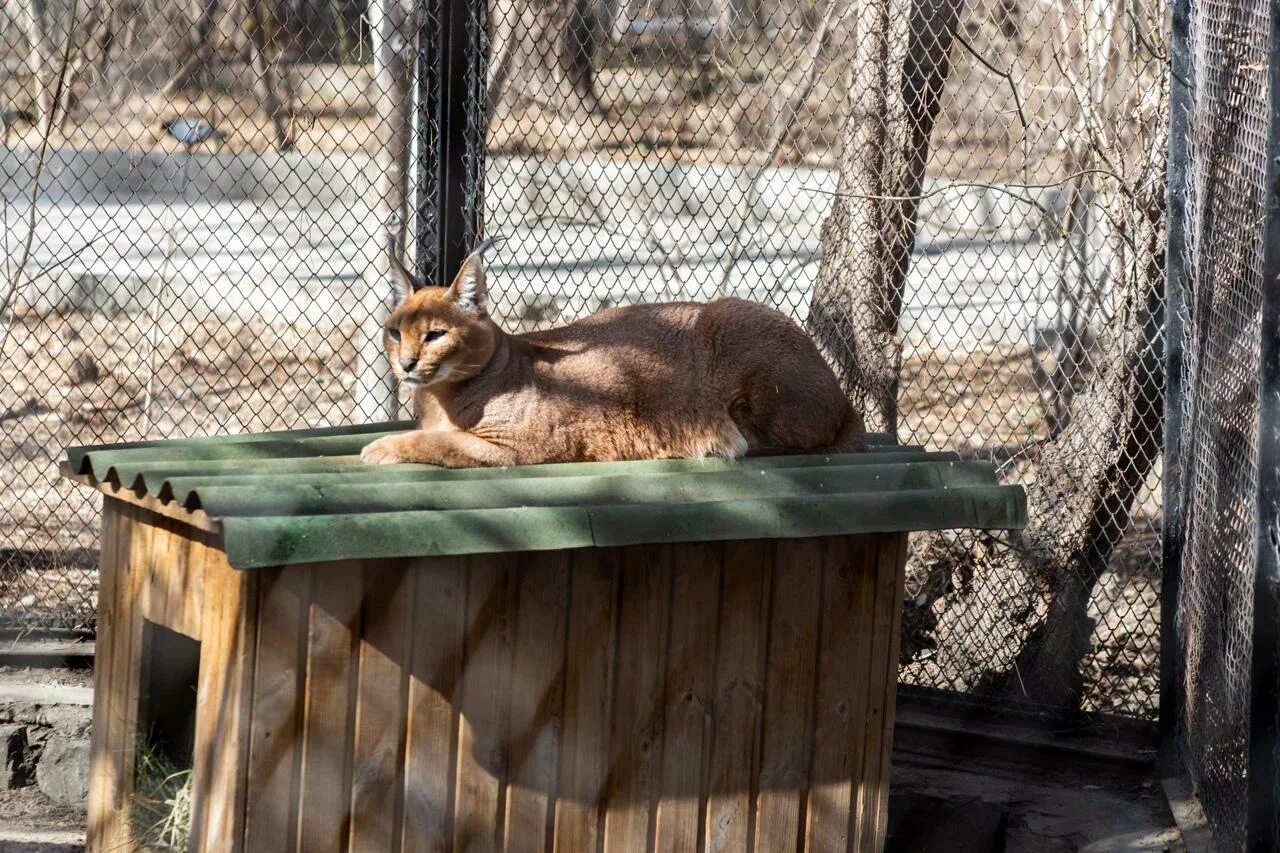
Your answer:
415,0 -> 488,287
1246,0 -> 1280,845
1159,0 -> 1192,778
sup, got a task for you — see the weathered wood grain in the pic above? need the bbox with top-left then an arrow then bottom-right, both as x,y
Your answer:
453,554 -> 517,853
348,564 -> 413,852
244,566 -> 310,852
502,551 -> 571,853
85,517 -> 908,853
868,533 -> 908,849
755,538 -> 824,853
654,542 -> 722,853
705,539 -> 773,853
402,556 -> 467,853
854,534 -> 902,853
603,544 -> 672,853
553,548 -> 622,853
86,498 -> 129,852
298,561 -> 364,853
805,535 -> 872,853
191,533 -> 257,852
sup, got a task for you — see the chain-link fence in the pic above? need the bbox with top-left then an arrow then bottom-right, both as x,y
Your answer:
1163,0 -> 1280,841
2,0 -> 1166,725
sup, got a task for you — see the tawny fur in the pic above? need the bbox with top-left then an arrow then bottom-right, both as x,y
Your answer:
360,250 -> 865,467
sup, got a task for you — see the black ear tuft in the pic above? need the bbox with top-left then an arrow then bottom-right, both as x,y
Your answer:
470,234 -> 508,258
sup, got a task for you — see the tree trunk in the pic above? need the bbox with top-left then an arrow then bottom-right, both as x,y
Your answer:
489,0 -> 602,118
900,114 -> 1168,710
15,0 -> 53,134
805,0 -> 961,433
162,0 -> 224,97
891,0 -> 1168,711
486,0 -> 527,114
246,0 -> 294,151
682,0 -> 728,100
355,0 -> 415,422
997,135 -> 1166,708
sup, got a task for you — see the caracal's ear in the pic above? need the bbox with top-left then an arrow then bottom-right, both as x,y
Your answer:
448,235 -> 506,315
389,254 -> 421,308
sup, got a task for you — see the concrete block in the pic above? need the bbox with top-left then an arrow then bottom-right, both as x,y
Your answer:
34,739 -> 89,808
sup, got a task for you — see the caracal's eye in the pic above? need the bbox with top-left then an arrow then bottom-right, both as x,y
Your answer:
424,329 -> 446,343
386,327 -> 401,343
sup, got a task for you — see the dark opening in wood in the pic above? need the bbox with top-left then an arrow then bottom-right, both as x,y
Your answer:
137,620 -> 200,769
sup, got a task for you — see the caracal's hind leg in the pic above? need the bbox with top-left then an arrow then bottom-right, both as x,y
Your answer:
360,429 -> 517,467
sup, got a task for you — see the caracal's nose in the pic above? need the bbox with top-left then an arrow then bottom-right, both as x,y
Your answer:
399,356 -> 418,372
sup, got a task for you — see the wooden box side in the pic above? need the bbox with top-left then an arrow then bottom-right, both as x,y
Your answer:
228,533 -> 907,853
86,498 -> 257,853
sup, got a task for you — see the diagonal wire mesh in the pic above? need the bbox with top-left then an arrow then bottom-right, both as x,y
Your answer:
0,0 -> 1165,725
1165,0 -> 1272,843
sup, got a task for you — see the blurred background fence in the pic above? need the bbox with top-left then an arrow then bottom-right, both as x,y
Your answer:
1,0 -> 1166,730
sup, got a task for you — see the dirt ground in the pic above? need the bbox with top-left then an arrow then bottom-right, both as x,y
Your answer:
0,786 -> 84,832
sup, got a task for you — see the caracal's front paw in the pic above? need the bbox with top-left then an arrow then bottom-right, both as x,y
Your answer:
360,434 -> 414,465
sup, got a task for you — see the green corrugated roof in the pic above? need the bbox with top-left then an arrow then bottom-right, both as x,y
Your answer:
64,421 -> 1026,569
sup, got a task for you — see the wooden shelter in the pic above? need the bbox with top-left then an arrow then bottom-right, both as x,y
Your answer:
64,422 -> 1026,852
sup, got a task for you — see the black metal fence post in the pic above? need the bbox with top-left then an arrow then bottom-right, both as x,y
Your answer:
1160,0 -> 1192,778
414,0 -> 488,286
1246,4 -> 1280,844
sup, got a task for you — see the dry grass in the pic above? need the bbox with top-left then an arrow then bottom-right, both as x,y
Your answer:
130,741 -> 193,852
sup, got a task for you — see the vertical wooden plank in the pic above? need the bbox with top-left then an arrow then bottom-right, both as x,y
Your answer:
189,536 -> 225,849
553,547 -> 622,853
503,551 -> 571,853
244,565 -> 311,852
803,535 -> 872,853
349,562 -> 414,853
704,540 -> 773,853
402,556 -> 467,853
453,554 -> 517,853
846,535 -> 882,849
164,516 -> 205,640
112,505 -> 156,848
653,542 -> 722,853
86,498 -> 130,852
139,515 -> 174,628
867,533 -> 907,851
299,561 -> 365,853
603,544 -> 672,853
194,541 -> 259,852
854,534 -> 905,853
754,538 -> 824,853
131,517 -> 176,845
